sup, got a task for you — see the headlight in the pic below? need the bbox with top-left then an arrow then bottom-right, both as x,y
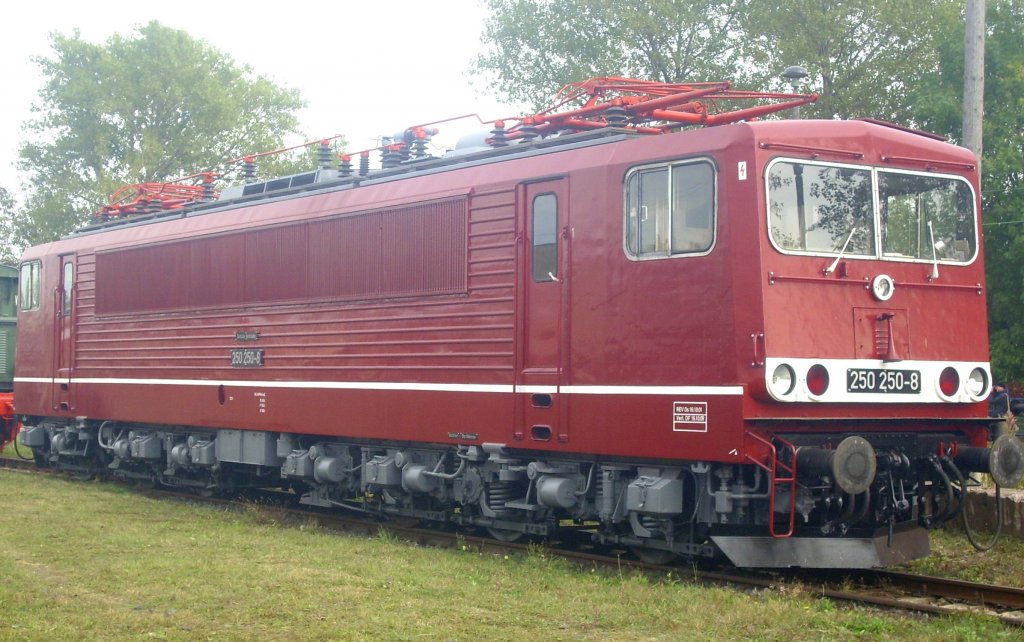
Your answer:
770,363 -> 796,397
966,368 -> 989,400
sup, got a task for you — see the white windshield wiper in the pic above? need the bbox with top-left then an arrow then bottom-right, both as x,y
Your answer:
928,221 -> 940,280
824,227 -> 859,276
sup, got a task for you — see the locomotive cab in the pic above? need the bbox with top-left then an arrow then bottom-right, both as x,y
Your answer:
707,120 -> 1024,566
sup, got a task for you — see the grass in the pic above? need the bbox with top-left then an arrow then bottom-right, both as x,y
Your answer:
0,441 -> 31,459
0,472 -> 1021,641
905,526 -> 1024,586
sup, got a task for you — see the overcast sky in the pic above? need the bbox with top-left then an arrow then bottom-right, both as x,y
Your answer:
0,1 -> 518,202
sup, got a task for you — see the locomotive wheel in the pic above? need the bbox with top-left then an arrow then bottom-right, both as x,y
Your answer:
486,527 -> 525,543
631,546 -> 678,565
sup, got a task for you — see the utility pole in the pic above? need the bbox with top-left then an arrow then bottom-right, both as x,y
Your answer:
963,0 -> 985,161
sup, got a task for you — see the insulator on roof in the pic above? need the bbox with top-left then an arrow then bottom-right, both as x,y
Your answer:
605,105 -> 630,128
358,151 -> 370,177
319,140 -> 334,170
242,157 -> 257,184
382,142 -> 405,169
411,135 -> 428,159
200,173 -> 216,202
519,118 -> 540,142
339,154 -> 353,177
490,121 -> 509,147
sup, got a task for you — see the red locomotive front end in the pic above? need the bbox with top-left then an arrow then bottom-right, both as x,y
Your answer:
711,120 -> 1009,565
13,80 -> 1022,567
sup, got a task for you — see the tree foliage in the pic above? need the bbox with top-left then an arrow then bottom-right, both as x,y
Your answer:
740,0 -> 956,121
0,187 -> 16,264
474,0 -> 753,109
9,21 -> 305,253
474,0 -> 957,118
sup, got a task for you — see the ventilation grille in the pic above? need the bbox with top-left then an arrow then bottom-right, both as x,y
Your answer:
95,197 -> 468,315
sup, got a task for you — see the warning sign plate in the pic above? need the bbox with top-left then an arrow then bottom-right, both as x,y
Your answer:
673,401 -> 708,433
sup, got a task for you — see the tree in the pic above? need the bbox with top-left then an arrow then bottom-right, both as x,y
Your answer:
473,0 -> 753,109
741,0 -> 958,122
0,187 -> 17,263
12,21 -> 305,252
474,0 -> 958,122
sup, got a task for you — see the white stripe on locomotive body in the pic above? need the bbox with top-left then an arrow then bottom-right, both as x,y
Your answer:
13,377 -> 54,384
764,357 -> 991,403
15,377 -> 743,396
16,370 -> 991,403
558,385 -> 743,395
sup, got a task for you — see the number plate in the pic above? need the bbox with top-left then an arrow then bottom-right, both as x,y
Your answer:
846,368 -> 921,394
230,348 -> 264,368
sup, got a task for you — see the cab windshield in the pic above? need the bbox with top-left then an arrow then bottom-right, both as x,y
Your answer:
767,160 -> 977,264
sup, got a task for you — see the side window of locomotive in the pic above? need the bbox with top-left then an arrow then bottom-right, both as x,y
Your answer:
672,162 -> 714,252
0,275 -> 13,311
625,159 -> 715,259
532,193 -> 558,282
62,261 -> 74,315
18,261 -> 40,311
878,171 -> 976,263
768,161 -> 875,256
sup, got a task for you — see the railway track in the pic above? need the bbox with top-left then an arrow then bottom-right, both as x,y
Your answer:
0,453 -> 37,471
3,457 -> 1023,626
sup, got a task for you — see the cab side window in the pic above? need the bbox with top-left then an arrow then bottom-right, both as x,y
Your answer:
625,159 -> 716,259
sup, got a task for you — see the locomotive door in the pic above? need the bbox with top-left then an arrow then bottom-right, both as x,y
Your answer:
53,253 -> 76,411
517,178 -> 569,443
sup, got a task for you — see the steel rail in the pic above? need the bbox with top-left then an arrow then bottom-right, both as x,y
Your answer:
842,568 -> 1024,612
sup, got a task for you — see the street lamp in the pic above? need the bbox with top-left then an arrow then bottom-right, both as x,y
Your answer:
782,65 -> 809,119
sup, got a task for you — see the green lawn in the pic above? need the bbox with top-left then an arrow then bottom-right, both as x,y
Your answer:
0,471 -> 1019,641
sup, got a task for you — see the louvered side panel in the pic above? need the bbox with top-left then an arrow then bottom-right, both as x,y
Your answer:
190,234 -> 245,308
307,214 -> 383,299
76,191 -> 513,382
244,223 -> 308,303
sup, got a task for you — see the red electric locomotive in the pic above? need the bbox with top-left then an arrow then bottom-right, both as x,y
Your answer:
14,79 -> 1023,567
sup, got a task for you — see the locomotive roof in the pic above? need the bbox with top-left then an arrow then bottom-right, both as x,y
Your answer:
67,118 -> 974,241
69,127 -> 642,238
